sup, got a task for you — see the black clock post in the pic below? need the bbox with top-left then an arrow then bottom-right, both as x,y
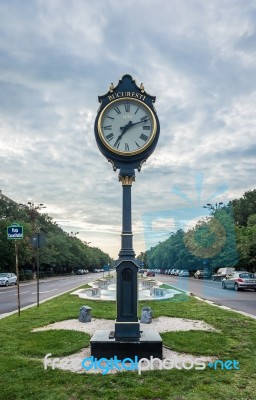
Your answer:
91,74 -> 162,359
115,174 -> 140,340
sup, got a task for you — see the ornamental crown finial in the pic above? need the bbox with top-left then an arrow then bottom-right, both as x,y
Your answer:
140,83 -> 145,92
109,82 -> 114,92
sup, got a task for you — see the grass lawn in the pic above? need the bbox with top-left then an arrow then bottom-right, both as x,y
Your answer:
0,287 -> 256,400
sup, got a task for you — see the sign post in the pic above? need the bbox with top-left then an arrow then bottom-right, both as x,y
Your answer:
7,223 -> 23,316
30,232 -> 47,307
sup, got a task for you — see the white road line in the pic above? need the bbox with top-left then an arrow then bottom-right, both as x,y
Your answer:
31,289 -> 58,294
20,291 -> 31,295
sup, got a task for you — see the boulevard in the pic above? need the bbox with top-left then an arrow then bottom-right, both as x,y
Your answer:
0,272 -> 255,318
159,274 -> 256,317
0,273 -> 100,317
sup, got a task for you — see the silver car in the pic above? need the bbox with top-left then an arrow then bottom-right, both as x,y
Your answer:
0,272 -> 17,286
222,271 -> 256,291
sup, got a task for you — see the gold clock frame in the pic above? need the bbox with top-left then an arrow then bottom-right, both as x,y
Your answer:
97,97 -> 157,156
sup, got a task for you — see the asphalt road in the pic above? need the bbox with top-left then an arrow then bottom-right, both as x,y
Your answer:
1,272 -> 255,318
158,274 -> 256,317
0,273 -> 103,317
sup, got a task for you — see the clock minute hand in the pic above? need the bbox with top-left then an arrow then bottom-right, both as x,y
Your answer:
120,118 -> 149,132
115,118 -> 150,148
114,121 -> 133,147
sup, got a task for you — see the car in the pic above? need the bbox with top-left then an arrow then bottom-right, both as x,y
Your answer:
146,270 -> 155,277
194,270 -> 211,279
212,267 -> 235,281
138,269 -> 146,274
222,271 -> 256,291
179,270 -> 190,277
0,273 -> 17,286
75,269 -> 84,275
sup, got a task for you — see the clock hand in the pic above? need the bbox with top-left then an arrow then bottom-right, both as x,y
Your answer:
120,118 -> 149,132
114,118 -> 150,148
114,121 -> 133,147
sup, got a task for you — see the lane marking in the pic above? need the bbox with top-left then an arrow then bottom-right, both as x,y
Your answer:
31,289 -> 58,294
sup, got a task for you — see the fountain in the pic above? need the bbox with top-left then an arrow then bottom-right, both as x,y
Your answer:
71,274 -> 182,301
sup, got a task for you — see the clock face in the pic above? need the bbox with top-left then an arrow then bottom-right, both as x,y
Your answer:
97,98 -> 157,156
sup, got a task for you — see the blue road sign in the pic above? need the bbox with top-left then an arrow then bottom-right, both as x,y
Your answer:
103,265 -> 110,271
7,223 -> 23,240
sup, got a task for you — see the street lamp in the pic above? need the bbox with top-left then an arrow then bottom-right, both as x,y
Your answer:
203,202 -> 224,212
69,231 -> 79,238
22,202 -> 46,275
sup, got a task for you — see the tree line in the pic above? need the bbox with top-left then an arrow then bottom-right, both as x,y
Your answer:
0,198 -> 111,276
139,189 -> 256,273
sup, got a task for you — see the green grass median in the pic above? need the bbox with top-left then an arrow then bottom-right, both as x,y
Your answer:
0,289 -> 256,400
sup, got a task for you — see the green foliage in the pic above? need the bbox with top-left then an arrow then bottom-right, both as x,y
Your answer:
0,198 -> 111,273
0,290 -> 256,399
145,189 -> 256,272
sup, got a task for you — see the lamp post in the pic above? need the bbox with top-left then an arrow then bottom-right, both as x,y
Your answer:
23,202 -> 46,275
203,202 -> 224,213
69,231 -> 79,238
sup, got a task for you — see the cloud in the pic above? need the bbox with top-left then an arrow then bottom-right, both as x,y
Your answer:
0,0 -> 255,257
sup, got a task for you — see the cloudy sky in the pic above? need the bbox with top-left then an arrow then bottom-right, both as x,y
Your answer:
0,0 -> 255,258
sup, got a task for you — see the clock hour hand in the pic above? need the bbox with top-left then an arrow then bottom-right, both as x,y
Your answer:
120,118 -> 149,132
114,118 -> 150,148
120,120 -> 133,134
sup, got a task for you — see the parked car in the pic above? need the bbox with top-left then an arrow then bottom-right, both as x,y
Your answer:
212,267 -> 235,281
0,273 -> 17,286
222,271 -> 256,291
75,269 -> 84,275
138,269 -> 146,274
146,270 -> 155,277
179,270 -> 190,277
194,270 -> 211,279
75,269 -> 89,275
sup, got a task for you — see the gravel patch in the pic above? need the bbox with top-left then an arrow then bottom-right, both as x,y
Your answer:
33,316 -> 216,335
36,317 -> 217,374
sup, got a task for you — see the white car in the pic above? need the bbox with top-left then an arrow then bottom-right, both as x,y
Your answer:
179,270 -> 190,277
0,273 -> 17,286
222,271 -> 256,291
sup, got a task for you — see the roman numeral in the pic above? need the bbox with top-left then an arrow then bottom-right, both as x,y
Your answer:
143,126 -> 150,130
140,133 -> 148,141
114,107 -> 121,114
106,115 -> 114,120
125,143 -> 129,151
106,133 -> 114,141
114,139 -> 120,148
104,125 -> 112,130
125,104 -> 130,112
140,116 -> 148,122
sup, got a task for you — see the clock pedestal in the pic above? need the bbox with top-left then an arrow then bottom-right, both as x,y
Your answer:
90,173 -> 162,360
115,175 -> 140,340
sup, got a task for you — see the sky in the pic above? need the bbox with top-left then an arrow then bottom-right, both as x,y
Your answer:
0,0 -> 256,258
